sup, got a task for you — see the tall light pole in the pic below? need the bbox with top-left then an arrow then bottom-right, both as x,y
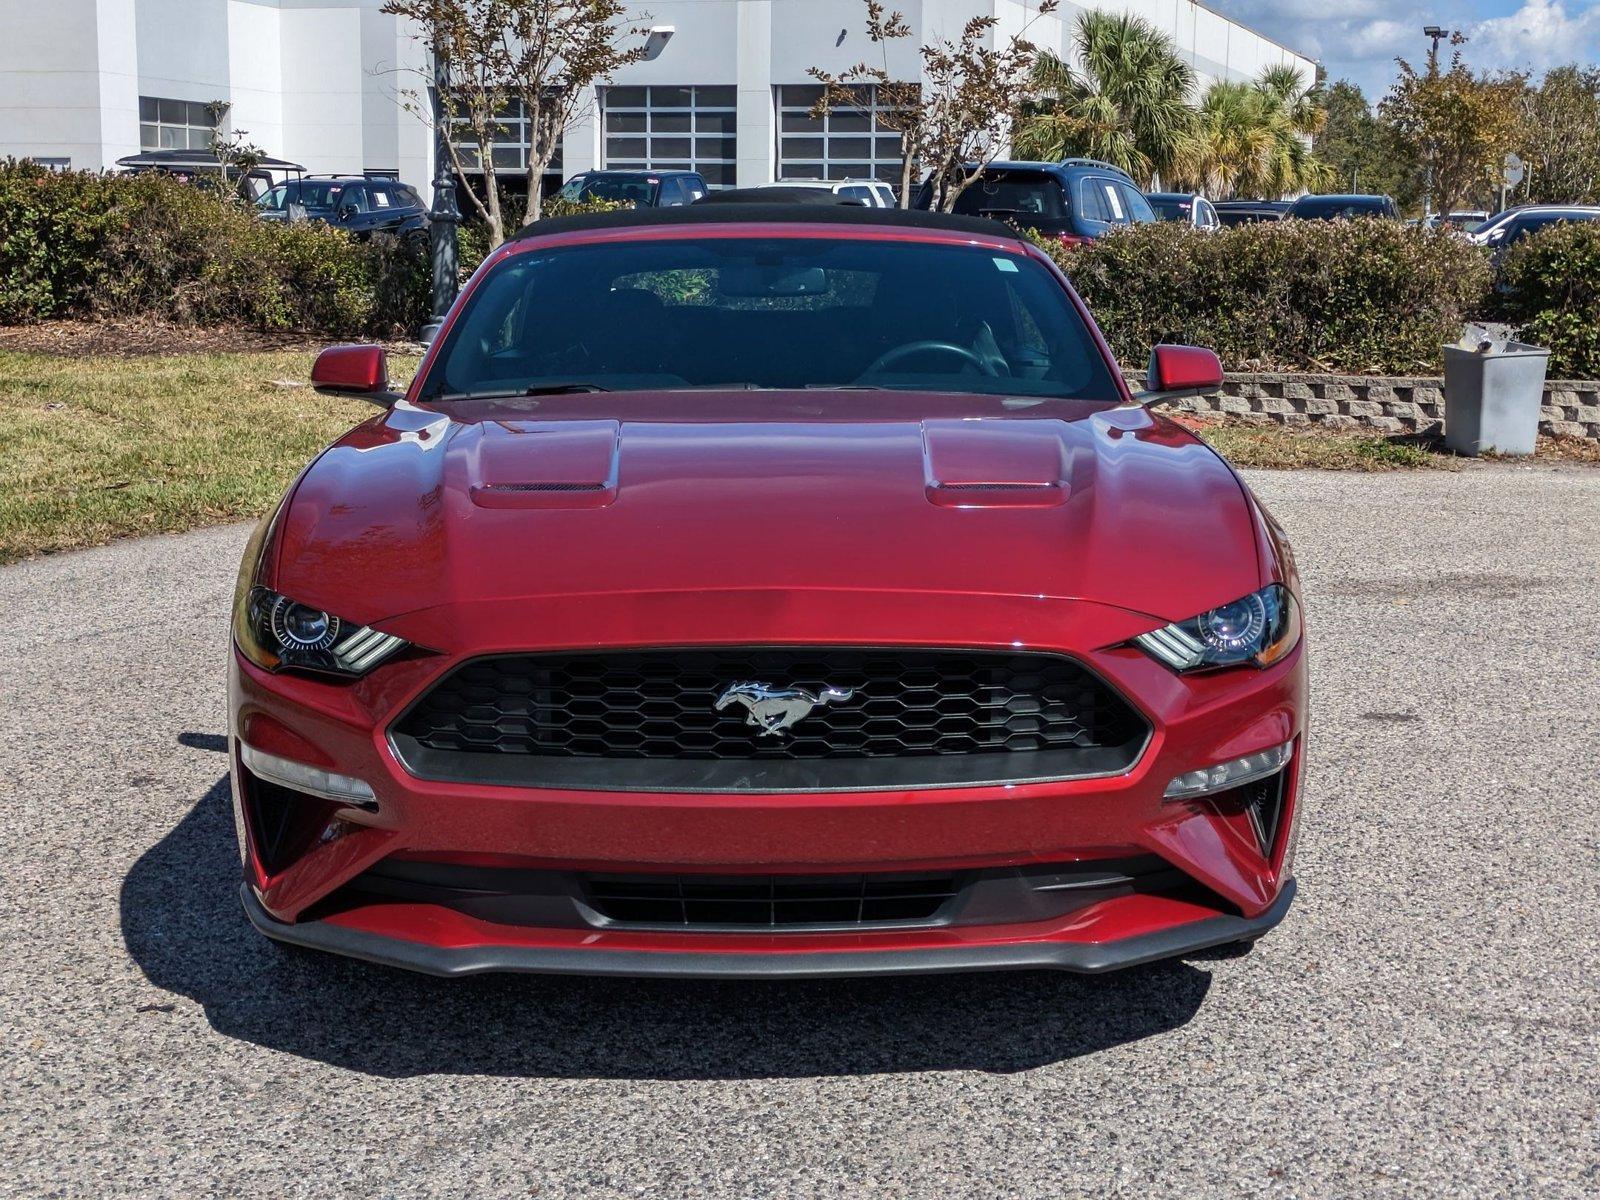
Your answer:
425,48 -> 461,343
1423,25 -> 1447,73
1421,25 -> 1449,221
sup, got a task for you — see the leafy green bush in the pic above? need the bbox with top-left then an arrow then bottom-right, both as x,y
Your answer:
0,163 -> 118,323
446,194 -> 627,284
1497,221 -> 1600,379
1038,219 -> 1493,375
0,160 -> 427,335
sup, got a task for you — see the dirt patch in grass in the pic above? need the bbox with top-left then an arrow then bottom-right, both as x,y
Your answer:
0,318 -> 423,359
1175,416 -> 1453,471
1519,434 -> 1600,464
1176,415 -> 1600,471
0,349 -> 420,564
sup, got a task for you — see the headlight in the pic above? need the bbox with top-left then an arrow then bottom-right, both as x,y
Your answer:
236,586 -> 408,676
1136,584 -> 1299,672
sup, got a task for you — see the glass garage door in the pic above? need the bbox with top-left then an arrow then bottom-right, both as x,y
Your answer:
447,99 -> 562,178
775,84 -> 908,189
601,86 -> 738,187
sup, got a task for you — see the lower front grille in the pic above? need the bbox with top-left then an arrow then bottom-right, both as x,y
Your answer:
329,855 -> 1194,933
584,872 -> 960,928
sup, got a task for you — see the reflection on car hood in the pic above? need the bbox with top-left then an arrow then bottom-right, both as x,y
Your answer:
271,391 -> 1262,627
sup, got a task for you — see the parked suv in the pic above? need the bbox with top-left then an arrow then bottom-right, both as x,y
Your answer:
558,170 -> 708,208
256,176 -> 428,239
1472,205 -> 1600,248
1285,194 -> 1399,221
915,160 -> 1157,244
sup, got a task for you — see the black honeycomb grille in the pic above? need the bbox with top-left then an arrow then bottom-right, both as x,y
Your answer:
584,872 -> 960,927
394,648 -> 1145,764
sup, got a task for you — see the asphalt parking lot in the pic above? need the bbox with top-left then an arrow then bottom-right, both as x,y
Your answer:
2,464 -> 1597,1198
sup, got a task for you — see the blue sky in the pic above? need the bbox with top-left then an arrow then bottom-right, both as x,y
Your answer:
1206,0 -> 1600,97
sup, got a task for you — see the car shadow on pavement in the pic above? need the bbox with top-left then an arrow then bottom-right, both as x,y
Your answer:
121,777 -> 1215,1080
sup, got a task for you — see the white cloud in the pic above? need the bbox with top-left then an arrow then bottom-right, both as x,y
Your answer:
1206,1 -> 1600,98
1205,1 -> 1446,96
1473,0 -> 1600,74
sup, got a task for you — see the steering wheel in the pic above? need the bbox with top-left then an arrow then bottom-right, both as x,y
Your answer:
864,340 -> 997,377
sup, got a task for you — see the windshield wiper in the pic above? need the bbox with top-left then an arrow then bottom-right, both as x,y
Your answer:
425,382 -> 611,402
521,382 -> 610,395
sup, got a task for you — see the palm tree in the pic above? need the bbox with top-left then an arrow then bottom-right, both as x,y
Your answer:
1257,65 -> 1326,141
1252,65 -> 1332,195
1175,81 -> 1274,196
1173,68 -> 1331,198
1013,11 -> 1196,187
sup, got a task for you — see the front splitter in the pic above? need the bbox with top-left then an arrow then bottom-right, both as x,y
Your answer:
241,879 -> 1296,979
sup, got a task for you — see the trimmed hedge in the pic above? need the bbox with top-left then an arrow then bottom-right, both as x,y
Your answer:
4,158 -> 1596,381
0,160 -> 427,335
1497,221 -> 1600,379
1039,220 -> 1494,377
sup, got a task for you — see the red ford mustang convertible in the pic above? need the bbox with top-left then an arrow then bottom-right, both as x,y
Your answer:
230,202 -> 1306,977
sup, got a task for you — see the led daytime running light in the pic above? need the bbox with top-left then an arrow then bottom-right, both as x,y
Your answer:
1164,739 -> 1294,800
241,744 -> 379,811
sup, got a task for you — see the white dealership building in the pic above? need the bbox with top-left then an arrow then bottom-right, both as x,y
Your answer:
0,0 -> 1314,197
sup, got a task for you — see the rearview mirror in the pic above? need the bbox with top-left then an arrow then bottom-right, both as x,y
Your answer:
311,344 -> 399,406
1133,344 -> 1224,407
717,264 -> 829,297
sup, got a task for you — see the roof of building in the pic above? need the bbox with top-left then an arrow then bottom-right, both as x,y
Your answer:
509,202 -> 1026,243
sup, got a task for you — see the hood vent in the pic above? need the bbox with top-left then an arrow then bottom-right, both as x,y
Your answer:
478,481 -> 609,493
921,419 -> 1072,508
469,419 -> 620,509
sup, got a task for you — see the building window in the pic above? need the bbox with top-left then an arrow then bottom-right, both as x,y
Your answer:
139,97 -> 215,151
775,84 -> 908,188
446,98 -> 562,177
601,85 -> 737,187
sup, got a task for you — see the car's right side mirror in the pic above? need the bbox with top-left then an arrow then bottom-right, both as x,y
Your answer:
1133,344 -> 1225,407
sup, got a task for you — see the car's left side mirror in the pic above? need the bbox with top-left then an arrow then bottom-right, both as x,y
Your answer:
311,344 -> 400,406
1133,344 -> 1224,407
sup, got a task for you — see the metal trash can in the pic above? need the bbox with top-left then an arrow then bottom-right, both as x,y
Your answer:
1442,339 -> 1550,456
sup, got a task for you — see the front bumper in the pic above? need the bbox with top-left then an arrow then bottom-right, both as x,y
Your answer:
243,878 -> 1295,977
229,590 -> 1307,977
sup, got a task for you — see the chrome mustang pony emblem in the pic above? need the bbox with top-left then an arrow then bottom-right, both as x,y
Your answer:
714,681 -> 855,737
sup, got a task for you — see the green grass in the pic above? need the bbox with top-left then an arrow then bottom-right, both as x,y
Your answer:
0,350 -> 419,564
1,349 -> 1471,566
1195,422 -> 1449,471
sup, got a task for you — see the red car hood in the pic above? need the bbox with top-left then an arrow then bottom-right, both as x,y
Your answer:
270,391 -> 1262,629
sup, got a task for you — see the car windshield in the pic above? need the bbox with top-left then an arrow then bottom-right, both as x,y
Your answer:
419,235 -> 1118,401
951,175 -> 1067,219
1149,199 -> 1190,221
569,176 -> 657,206
283,182 -> 345,211
1292,197 -> 1387,219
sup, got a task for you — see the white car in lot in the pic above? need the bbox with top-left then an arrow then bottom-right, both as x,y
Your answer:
1470,205 -> 1600,246
769,178 -> 899,208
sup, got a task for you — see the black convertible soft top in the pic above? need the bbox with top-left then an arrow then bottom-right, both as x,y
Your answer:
509,201 -> 1024,244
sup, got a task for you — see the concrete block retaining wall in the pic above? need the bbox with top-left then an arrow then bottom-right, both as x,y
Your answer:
1128,372 -> 1600,442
